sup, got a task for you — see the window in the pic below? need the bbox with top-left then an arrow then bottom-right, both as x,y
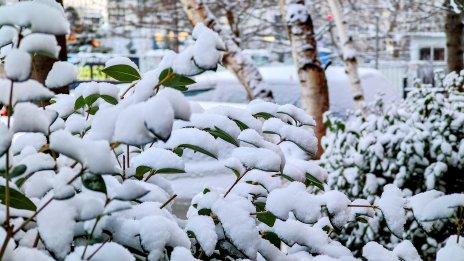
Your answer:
419,47 -> 431,61
433,48 -> 445,61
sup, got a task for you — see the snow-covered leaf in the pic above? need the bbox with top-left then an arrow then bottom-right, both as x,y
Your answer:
81,172 -> 107,194
0,185 -> 36,211
100,94 -> 118,105
102,64 -> 141,82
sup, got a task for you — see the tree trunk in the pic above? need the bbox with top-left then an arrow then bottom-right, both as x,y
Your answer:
445,1 -> 463,73
279,0 -> 329,159
327,0 -> 364,108
32,0 -> 69,94
180,0 -> 272,100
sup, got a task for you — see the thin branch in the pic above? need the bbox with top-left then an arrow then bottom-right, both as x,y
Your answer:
160,194 -> 177,209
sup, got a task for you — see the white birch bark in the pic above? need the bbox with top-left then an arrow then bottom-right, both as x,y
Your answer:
327,0 -> 364,108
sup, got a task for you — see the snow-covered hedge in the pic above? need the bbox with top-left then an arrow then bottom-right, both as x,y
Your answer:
321,72 -> 464,258
0,1 -> 462,260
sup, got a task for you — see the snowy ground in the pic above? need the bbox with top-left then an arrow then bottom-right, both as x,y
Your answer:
167,65 -> 400,215
189,65 -> 401,114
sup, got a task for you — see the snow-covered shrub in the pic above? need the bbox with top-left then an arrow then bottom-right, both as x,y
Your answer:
0,1 -> 463,260
321,73 -> 464,258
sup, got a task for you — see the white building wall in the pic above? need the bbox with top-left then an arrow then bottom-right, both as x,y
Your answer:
64,0 -> 108,24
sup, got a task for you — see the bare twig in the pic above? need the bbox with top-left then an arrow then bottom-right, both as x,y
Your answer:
160,194 -> 178,209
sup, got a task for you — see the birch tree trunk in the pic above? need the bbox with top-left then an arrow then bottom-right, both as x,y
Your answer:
180,0 -> 272,100
327,0 -> 364,108
280,0 -> 329,159
444,1 -> 463,73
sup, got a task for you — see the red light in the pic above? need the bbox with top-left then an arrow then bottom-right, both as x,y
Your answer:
327,15 -> 333,21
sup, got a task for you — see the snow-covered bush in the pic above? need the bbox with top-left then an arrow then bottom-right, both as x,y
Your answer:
321,73 -> 464,258
0,1 -> 462,260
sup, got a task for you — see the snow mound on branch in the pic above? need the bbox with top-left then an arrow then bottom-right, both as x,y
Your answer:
231,147 -> 281,172
12,103 -> 57,134
11,247 -> 54,261
112,96 -> 174,145
171,247 -> 200,261
377,184 -> 407,237
0,79 -> 54,105
0,1 -> 69,35
20,33 -> 60,59
437,236 -> 464,261
185,215 -> 217,256
0,25 -> 16,47
362,241 -> 398,261
393,240 -> 421,261
50,130 -> 119,174
266,182 -> 322,223
172,23 -> 224,76
211,195 -> 260,259
166,128 -> 218,158
105,56 -> 139,72
131,147 -> 184,172
139,215 -> 191,261
45,61 -> 78,88
5,49 -> 31,82
157,88 -> 191,121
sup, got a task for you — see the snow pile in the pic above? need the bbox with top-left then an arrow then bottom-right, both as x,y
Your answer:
0,1 -> 69,35
45,61 -> 78,88
20,33 -> 60,59
172,23 -> 224,76
4,49 -> 31,82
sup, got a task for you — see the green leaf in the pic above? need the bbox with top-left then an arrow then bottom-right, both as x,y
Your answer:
172,147 -> 183,157
176,144 -> 217,159
274,173 -> 295,182
74,96 -> 85,111
254,202 -> 276,226
206,127 -> 239,147
202,188 -> 210,194
163,74 -> 196,88
356,216 -> 369,223
262,232 -> 281,248
226,166 -> 241,178
15,177 -> 26,188
184,88 -> 214,97
187,230 -> 196,238
9,165 -> 27,179
100,95 -> 118,105
276,111 -> 299,125
102,64 -> 141,82
232,120 -> 249,131
305,173 -> 325,191
159,67 -> 173,82
85,93 -> 100,107
335,121 -> 346,132
0,185 -> 36,211
166,85 -> 188,92
81,173 -> 107,194
88,106 -> 99,115
198,208 -> 212,216
49,99 -> 56,104
155,168 -> 185,174
253,112 -> 274,120
255,202 -> 266,212
257,211 -> 276,227
135,165 -> 152,180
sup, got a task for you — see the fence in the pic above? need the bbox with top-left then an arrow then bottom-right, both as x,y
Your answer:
365,61 -> 447,98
